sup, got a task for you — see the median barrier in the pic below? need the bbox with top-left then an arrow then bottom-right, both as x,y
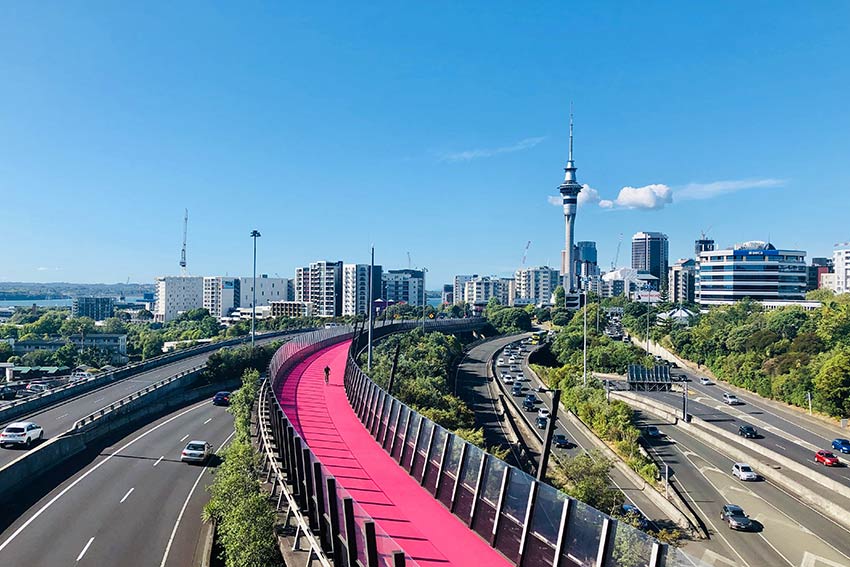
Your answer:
612,391 -> 850,533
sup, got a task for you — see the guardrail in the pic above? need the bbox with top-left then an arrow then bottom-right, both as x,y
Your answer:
72,365 -> 204,430
0,329 -> 301,422
343,330 -> 708,567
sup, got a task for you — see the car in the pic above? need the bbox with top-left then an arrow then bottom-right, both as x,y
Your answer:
0,386 -> 16,401
0,421 -> 43,448
731,462 -> 757,481
644,426 -> 662,438
536,416 -> 548,429
515,373 -> 527,382
832,439 -> 850,454
508,356 -> 517,364
503,375 -> 514,385
699,377 -> 711,385
509,365 -> 520,373
523,395 -> 537,411
181,440 -> 213,464
553,434 -> 569,448
26,383 -> 50,394
815,450 -> 840,467
720,504 -> 752,531
722,393 -> 740,405
738,425 -> 758,439
620,504 -> 650,531
496,358 -> 506,366
537,407 -> 551,419
512,383 -> 523,396
212,391 -> 231,406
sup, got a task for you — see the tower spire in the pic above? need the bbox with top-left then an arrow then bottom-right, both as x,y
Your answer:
564,104 -> 577,182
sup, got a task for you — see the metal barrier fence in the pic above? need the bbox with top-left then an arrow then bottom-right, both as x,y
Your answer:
343,330 -> 691,567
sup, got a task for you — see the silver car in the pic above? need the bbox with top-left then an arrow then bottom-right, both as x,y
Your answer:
181,440 -> 213,464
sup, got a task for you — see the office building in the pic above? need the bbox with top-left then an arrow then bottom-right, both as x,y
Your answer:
515,266 -> 560,306
239,275 -> 288,309
295,261 -> 343,317
203,277 -> 240,319
696,241 -> 807,306
71,297 -> 115,321
342,264 -> 382,316
441,284 -> 454,305
632,232 -> 669,291
453,275 -> 477,305
270,300 -> 314,318
574,241 -> 600,291
669,259 -> 697,304
154,276 -> 204,322
807,258 -> 833,291
383,269 -> 425,307
695,238 -> 715,257
832,249 -> 850,294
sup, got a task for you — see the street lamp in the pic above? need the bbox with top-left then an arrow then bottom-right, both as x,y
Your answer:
536,386 -> 561,482
581,276 -> 588,388
250,230 -> 261,349
421,267 -> 429,332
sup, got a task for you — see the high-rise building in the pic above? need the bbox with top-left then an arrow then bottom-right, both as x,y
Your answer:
463,276 -> 505,311
154,276 -> 204,322
831,249 -> 850,294
453,275 -> 477,305
695,238 -> 715,257
71,297 -> 115,321
342,264 -> 382,316
631,232 -> 669,291
203,277 -> 241,319
574,241 -> 600,291
239,275 -> 288,309
808,257 -> 834,292
669,259 -> 697,304
295,261 -> 343,317
697,241 -> 807,306
383,269 -> 425,307
515,266 -> 560,306
558,115 -> 582,296
441,284 -> 454,305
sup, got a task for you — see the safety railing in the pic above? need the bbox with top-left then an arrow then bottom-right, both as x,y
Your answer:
343,334 -> 707,567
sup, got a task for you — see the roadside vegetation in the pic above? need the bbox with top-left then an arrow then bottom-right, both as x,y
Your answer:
203,368 -> 280,567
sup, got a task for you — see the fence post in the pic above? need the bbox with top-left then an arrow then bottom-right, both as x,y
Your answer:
326,477 -> 342,560
490,466 -> 511,546
595,517 -> 616,567
517,480 -> 539,566
553,498 -> 572,567
343,498 -> 358,567
313,462 -> 328,547
364,521 -> 379,567
302,448 -> 317,530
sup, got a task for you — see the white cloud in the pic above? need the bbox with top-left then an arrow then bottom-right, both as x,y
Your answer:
676,178 -> 785,201
440,136 -> 546,162
547,195 -> 561,206
577,184 -> 600,207
605,184 -> 673,210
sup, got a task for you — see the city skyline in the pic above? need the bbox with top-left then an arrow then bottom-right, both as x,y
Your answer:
2,3 -> 849,286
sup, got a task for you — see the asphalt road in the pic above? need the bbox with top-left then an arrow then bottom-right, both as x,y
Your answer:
0,335 -> 280,469
0,397 -> 234,567
636,410 -> 850,567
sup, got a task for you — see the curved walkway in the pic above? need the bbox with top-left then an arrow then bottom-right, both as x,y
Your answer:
275,340 -> 510,567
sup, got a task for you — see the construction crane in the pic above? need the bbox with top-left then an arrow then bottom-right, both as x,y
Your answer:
611,233 -> 623,270
700,226 -> 713,240
180,209 -> 188,276
520,240 -> 532,269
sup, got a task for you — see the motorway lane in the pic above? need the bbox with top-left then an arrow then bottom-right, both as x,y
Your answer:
0,335 -> 279,469
0,397 -> 234,567
636,411 -> 850,567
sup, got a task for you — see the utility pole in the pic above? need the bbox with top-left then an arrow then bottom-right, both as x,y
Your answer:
368,246 -> 374,371
537,389 -> 561,482
807,391 -> 813,415
583,285 -> 588,387
250,230 -> 261,349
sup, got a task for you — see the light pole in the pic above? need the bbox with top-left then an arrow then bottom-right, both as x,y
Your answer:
250,230 -> 261,349
421,267 -> 428,333
367,246 -> 375,371
642,283 -> 651,353
582,276 -> 588,388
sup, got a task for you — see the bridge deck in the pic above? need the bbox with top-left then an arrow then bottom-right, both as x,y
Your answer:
276,340 -> 510,567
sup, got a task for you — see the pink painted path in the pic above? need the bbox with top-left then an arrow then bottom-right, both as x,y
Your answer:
276,340 -> 510,567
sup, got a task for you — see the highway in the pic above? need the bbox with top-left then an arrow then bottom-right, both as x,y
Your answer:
635,410 -> 850,567
0,397 -> 233,567
0,335 -> 281,469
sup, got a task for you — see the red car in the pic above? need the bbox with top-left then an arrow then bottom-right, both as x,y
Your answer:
815,450 -> 840,466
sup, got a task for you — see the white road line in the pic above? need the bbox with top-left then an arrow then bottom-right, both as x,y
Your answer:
159,430 -> 236,567
179,434 -> 189,442
76,537 -> 94,562
203,418 -> 212,425
92,397 -> 105,404
153,456 -> 164,467
56,413 -> 69,420
119,487 -> 134,503
0,400 -> 209,553
775,444 -> 786,451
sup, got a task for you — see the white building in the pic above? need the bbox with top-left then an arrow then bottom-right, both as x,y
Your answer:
239,275 -> 289,309
383,269 -> 425,307
270,300 -> 314,318
463,277 -> 503,305
154,276 -> 204,322
342,264 -> 382,316
697,241 -> 807,306
453,275 -> 477,305
515,266 -> 560,307
831,248 -> 850,294
203,276 -> 240,319
295,261 -> 343,317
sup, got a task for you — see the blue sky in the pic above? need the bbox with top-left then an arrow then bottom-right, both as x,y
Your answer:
1,2 -> 848,287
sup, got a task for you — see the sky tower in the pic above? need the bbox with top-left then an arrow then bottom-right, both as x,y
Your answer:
559,112 -> 582,294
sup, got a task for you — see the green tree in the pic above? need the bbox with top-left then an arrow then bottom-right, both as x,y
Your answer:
102,317 -> 128,334
141,333 -> 165,359
813,347 -> 850,417
549,451 -> 621,512
553,285 -> 566,308
52,342 -> 78,367
0,342 -> 11,362
59,317 -> 96,339
22,349 -> 56,366
136,309 -> 154,321
25,311 -> 67,337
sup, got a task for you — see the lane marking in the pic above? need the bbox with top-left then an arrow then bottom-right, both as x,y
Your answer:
203,418 -> 212,425
179,434 -> 189,442
153,456 -> 164,467
56,413 -> 69,421
119,487 -> 134,503
0,400 -> 209,553
159,430 -> 236,567
92,397 -> 105,404
76,537 -> 94,562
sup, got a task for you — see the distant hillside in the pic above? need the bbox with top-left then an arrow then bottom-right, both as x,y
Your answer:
0,282 -> 155,299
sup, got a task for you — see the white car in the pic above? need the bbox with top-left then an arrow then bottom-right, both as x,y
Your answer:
1,421 -> 44,448
503,375 -> 515,384
515,373 -> 527,382
723,393 -> 740,405
538,408 -> 551,419
732,462 -> 757,481
699,377 -> 711,385
181,440 -> 213,464
496,358 -> 506,367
